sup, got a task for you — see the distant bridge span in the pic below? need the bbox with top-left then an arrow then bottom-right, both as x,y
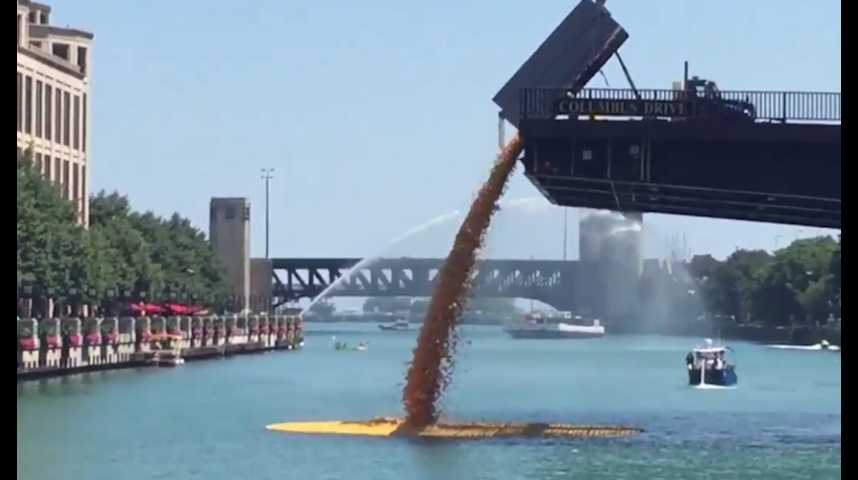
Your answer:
270,257 -> 634,312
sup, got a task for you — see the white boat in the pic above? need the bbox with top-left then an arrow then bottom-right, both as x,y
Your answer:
505,313 -> 605,339
686,339 -> 737,387
556,320 -> 606,337
378,319 -> 409,331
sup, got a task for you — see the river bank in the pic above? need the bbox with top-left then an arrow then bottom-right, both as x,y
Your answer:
16,314 -> 304,381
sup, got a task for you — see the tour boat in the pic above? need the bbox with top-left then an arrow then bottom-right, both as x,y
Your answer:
686,339 -> 738,387
504,313 -> 605,339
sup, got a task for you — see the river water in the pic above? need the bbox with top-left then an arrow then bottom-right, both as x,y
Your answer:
17,323 -> 840,479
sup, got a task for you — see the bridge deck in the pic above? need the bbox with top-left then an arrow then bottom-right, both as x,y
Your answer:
517,88 -> 841,228
270,257 -> 638,315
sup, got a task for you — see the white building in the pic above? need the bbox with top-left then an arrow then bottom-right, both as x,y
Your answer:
17,1 -> 93,225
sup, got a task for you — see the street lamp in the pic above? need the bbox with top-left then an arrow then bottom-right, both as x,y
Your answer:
261,168 -> 275,259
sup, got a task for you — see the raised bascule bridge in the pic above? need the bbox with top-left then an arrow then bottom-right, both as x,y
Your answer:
493,0 -> 840,229
266,0 -> 839,313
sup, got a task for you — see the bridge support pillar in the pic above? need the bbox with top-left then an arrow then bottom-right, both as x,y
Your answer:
250,258 -> 273,313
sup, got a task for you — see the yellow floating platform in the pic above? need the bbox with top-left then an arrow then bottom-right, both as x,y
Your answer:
266,417 -> 643,439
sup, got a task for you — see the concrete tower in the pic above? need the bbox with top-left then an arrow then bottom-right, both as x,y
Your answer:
210,198 -> 250,311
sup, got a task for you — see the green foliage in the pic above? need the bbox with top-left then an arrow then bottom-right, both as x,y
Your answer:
17,151 -> 88,304
692,236 -> 840,326
307,298 -> 336,316
363,296 -> 413,314
17,156 -> 228,314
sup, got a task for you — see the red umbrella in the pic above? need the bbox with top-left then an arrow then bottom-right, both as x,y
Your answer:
164,303 -> 194,315
129,303 -> 166,315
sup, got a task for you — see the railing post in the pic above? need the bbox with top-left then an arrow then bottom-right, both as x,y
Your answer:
782,92 -> 787,123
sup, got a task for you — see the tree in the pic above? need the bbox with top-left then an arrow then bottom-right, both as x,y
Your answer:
744,237 -> 837,326
826,235 -> 841,317
90,192 -> 163,297
17,152 -> 89,313
688,254 -> 720,280
89,191 -> 229,302
307,299 -> 336,317
669,236 -> 839,328
698,250 -> 772,322
18,168 -> 230,316
797,278 -> 829,324
363,297 -> 412,314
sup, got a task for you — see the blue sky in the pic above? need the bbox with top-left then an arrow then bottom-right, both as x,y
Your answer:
53,0 -> 840,261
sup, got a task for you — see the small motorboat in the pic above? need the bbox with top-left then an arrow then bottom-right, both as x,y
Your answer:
334,341 -> 368,352
378,319 -> 409,331
686,339 -> 738,387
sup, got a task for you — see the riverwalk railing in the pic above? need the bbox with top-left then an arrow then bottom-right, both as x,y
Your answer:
16,314 -> 303,379
519,88 -> 842,123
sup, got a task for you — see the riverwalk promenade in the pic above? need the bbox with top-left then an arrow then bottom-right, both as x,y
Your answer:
16,314 -> 303,380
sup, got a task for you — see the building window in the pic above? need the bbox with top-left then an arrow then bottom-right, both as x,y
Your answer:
77,46 -> 87,75
225,207 -> 236,220
45,155 -> 52,180
55,89 -> 62,143
45,85 -> 52,141
35,153 -> 42,173
35,80 -> 43,138
63,91 -> 70,147
17,73 -> 22,132
54,157 -> 61,185
63,160 -> 70,199
73,95 -> 80,150
82,94 -> 87,152
52,43 -> 69,61
25,76 -> 32,134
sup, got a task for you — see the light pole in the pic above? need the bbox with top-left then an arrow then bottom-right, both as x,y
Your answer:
261,168 -> 275,258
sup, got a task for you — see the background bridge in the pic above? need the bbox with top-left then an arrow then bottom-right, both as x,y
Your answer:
270,257 -> 636,313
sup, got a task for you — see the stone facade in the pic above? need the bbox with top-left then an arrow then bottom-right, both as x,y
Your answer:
17,1 -> 93,225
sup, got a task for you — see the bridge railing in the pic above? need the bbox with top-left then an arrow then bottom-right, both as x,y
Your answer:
519,88 -> 841,123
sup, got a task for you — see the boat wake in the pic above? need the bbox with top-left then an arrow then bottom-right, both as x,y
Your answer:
767,344 -> 840,352
693,384 -> 738,391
